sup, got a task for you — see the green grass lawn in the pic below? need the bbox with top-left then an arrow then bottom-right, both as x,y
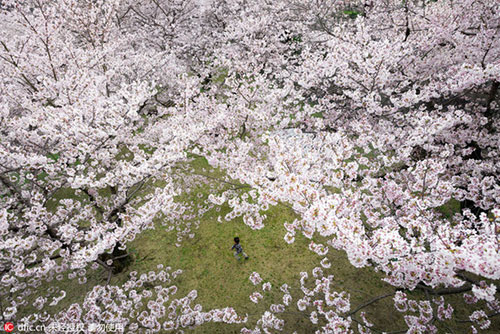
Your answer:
126,203 -> 318,333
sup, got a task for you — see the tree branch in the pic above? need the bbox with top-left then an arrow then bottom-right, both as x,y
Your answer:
347,292 -> 395,316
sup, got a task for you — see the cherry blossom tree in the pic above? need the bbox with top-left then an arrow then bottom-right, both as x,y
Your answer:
0,0 -> 215,325
202,0 -> 500,332
1,0 -> 499,333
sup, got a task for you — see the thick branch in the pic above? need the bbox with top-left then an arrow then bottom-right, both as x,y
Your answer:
347,292 -> 395,316
485,80 -> 499,133
415,283 -> 472,296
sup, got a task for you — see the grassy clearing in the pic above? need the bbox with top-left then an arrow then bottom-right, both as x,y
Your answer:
125,203 -> 319,333
118,201 -> 404,333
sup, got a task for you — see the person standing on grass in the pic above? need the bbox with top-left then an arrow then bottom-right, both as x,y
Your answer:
231,237 -> 249,261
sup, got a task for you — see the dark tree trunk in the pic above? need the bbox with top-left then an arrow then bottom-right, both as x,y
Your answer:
98,242 -> 132,274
